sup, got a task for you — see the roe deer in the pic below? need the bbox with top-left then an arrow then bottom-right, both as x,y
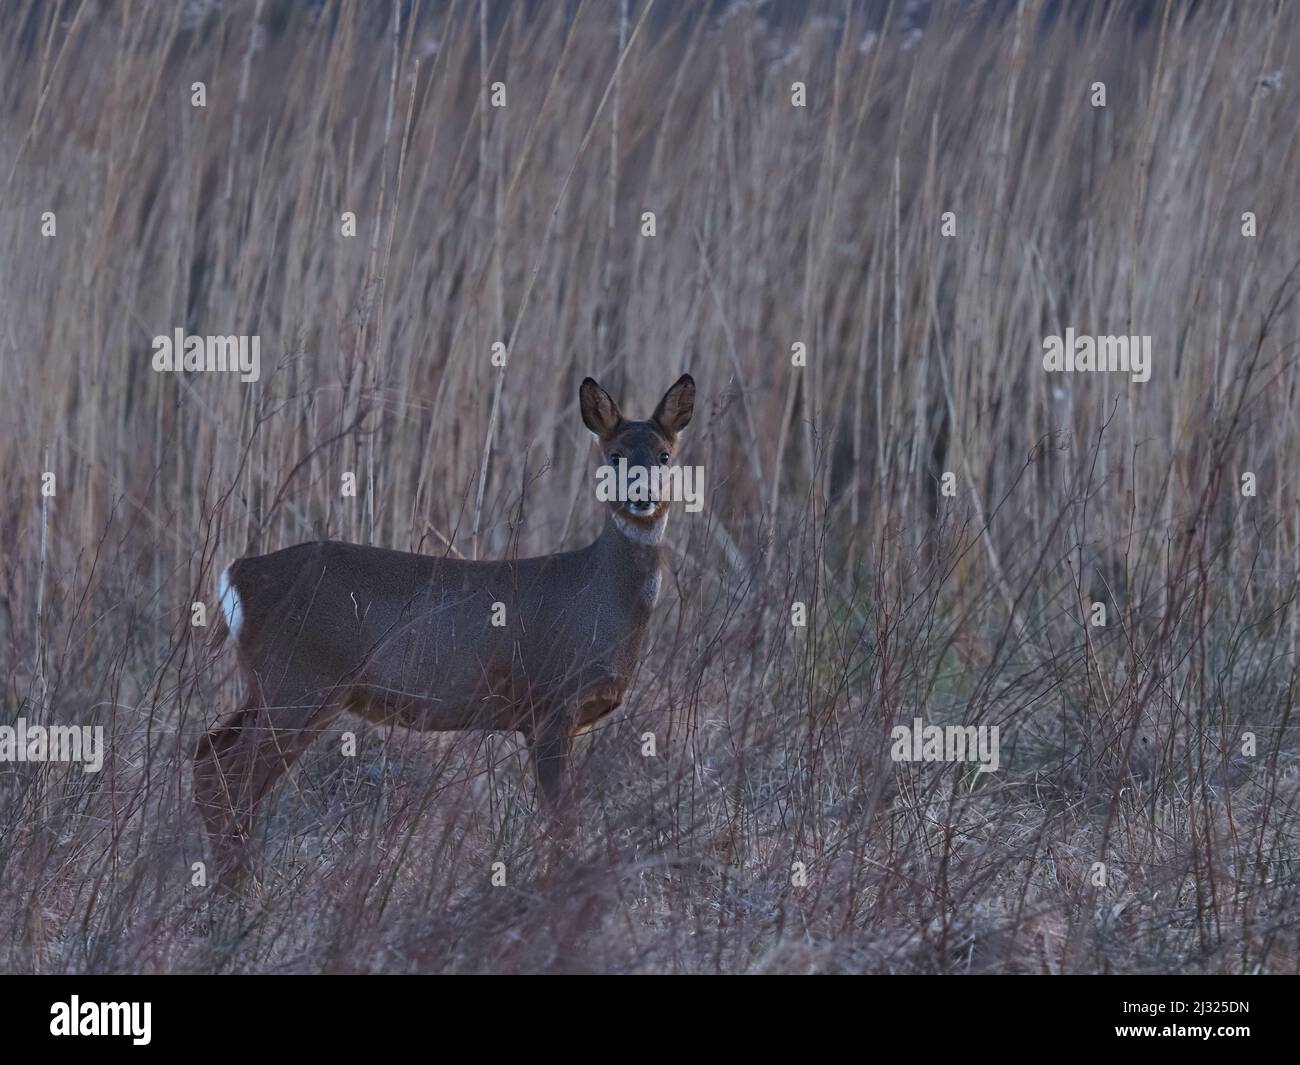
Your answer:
194,373 -> 695,884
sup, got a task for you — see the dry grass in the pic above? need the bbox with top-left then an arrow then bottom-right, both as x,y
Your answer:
1,0 -> 1298,973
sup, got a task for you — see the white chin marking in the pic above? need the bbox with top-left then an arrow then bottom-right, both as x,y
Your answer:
614,510 -> 667,545
219,564 -> 243,640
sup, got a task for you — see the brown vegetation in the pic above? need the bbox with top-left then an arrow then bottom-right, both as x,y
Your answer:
0,0 -> 1297,973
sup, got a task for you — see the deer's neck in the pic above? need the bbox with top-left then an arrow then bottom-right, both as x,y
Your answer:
596,510 -> 667,586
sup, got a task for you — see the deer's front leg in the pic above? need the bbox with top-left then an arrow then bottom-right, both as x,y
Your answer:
523,675 -> 625,812
526,705 -> 575,808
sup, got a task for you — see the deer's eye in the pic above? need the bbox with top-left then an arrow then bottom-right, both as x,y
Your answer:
657,451 -> 670,465
609,451 -> 624,463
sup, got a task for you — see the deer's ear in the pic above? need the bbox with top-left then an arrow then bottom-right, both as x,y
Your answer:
580,377 -> 623,438
652,373 -> 695,436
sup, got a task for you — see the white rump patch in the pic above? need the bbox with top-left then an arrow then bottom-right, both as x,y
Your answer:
218,564 -> 243,640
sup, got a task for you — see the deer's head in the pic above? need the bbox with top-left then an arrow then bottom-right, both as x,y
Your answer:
581,373 -> 695,528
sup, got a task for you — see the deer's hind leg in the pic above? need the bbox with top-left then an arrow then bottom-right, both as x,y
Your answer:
193,678 -> 346,892
193,699 -> 259,889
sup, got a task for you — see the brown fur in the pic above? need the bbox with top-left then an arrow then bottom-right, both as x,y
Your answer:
193,374 -> 694,887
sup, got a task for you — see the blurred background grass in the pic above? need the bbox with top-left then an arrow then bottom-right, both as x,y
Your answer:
0,0 -> 1297,973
